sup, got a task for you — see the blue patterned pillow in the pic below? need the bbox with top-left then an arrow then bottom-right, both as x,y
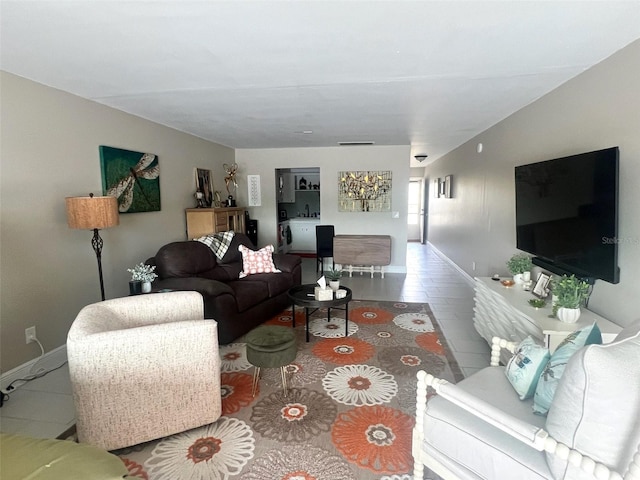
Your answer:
533,323 -> 602,415
505,336 -> 550,400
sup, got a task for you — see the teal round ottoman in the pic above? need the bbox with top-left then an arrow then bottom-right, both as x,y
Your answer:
245,325 -> 297,396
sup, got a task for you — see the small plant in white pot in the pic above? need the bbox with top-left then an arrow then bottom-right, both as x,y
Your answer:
506,253 -> 532,284
553,274 -> 590,323
128,262 -> 158,294
325,268 -> 343,291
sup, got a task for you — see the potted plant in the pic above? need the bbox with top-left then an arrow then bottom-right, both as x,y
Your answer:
506,253 -> 532,284
127,262 -> 158,294
325,268 -> 343,291
553,274 -> 590,323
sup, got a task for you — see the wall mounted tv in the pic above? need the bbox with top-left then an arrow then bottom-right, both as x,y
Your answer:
514,146 -> 619,284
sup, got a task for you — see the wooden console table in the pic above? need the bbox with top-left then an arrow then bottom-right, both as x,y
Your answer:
185,207 -> 246,239
473,277 -> 621,358
333,235 -> 391,278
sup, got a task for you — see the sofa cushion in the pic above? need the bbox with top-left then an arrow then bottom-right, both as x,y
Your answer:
155,241 -> 216,279
422,367 -> 550,480
218,233 -> 255,264
201,262 -> 243,282
533,323 -> 601,415
246,271 -> 294,298
0,433 -> 128,479
238,244 -> 281,278
545,328 -> 640,479
228,280 -> 270,312
273,253 -> 302,273
505,336 -> 550,400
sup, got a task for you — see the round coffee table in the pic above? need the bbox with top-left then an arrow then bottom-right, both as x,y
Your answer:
288,284 -> 353,342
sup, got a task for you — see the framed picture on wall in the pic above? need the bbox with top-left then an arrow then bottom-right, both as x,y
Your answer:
195,168 -> 213,207
100,146 -> 160,213
444,175 -> 453,198
338,170 -> 392,212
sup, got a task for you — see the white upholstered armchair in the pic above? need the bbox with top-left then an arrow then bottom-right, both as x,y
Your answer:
67,291 -> 222,451
413,321 -> 640,480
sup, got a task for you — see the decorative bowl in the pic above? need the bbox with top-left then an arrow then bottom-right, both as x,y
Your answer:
528,298 -> 546,308
500,279 -> 515,287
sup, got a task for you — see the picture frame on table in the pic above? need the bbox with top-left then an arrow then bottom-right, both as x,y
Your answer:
532,272 -> 551,298
213,191 -> 223,207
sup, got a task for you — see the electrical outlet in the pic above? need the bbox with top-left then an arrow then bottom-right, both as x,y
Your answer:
25,326 -> 36,344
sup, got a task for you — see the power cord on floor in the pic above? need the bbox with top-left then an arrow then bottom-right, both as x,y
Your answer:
0,361 -> 68,407
0,336 -> 67,407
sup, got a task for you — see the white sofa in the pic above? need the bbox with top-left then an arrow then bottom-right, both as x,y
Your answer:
67,291 -> 222,451
413,321 -> 640,480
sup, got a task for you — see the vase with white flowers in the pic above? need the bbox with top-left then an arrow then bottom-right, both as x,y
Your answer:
127,262 -> 158,294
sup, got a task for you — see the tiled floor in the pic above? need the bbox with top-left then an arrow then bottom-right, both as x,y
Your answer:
0,241 -> 489,439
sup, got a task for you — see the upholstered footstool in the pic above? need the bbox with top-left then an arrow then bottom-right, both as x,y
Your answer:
245,325 -> 297,396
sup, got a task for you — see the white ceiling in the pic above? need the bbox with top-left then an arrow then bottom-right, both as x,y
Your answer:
2,1 -> 640,166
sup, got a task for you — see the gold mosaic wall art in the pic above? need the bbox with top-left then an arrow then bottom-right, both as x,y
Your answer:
338,170 -> 392,212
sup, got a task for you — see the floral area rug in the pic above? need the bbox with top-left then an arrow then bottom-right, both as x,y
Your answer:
113,300 -> 464,480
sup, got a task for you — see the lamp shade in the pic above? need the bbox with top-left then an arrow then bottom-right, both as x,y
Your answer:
66,195 -> 119,230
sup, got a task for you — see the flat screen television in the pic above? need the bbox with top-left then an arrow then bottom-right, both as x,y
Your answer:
514,146 -> 620,284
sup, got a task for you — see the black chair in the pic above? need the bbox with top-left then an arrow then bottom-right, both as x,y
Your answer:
316,225 -> 335,274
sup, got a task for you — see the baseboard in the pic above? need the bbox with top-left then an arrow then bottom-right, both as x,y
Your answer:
1,345 -> 67,392
427,242 -> 475,287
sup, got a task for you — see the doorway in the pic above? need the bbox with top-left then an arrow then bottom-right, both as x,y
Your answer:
407,178 -> 422,242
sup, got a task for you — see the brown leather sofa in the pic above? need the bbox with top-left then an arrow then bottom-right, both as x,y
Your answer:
147,233 -> 302,344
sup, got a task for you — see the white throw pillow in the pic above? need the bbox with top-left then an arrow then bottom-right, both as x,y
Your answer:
545,329 -> 640,479
614,318 -> 640,342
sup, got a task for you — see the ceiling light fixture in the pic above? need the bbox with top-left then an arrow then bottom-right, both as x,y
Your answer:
414,154 -> 428,162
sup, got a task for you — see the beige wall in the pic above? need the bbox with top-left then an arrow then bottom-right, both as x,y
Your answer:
1,72 -> 234,371
235,146 -> 411,269
425,39 -> 640,327
0,72 -> 411,372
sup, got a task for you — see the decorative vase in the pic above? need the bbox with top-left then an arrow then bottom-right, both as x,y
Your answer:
329,280 -> 340,291
513,273 -> 524,284
522,271 -> 531,282
557,307 -> 581,323
129,280 -> 142,296
142,281 -> 152,294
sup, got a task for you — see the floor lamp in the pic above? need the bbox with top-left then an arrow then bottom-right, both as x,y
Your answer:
65,193 -> 119,301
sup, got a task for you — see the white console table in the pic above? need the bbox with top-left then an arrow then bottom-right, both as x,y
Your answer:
473,277 -> 620,355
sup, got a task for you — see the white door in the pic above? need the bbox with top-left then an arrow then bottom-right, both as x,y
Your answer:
407,179 -> 422,241
420,177 -> 429,244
